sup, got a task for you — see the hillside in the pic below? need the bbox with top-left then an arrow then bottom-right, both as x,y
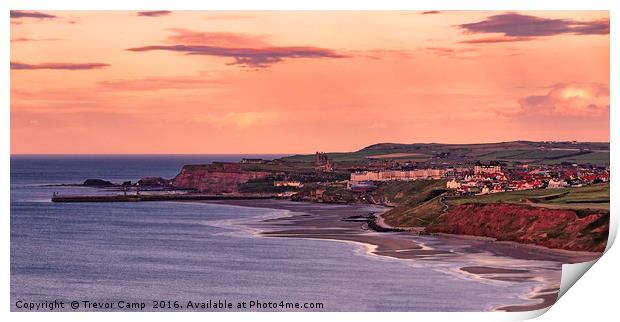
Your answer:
383,182 -> 609,228
290,180 -> 447,207
382,196 -> 446,227
381,182 -> 609,252
279,141 -> 610,165
369,180 -> 448,206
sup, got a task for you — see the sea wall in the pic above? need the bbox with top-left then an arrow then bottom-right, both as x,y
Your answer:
171,163 -> 270,193
426,203 -> 608,252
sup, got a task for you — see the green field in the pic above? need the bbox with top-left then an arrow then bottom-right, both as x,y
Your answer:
476,149 -> 609,165
281,150 -> 386,162
448,182 -> 609,211
477,149 -> 580,160
543,152 -> 610,165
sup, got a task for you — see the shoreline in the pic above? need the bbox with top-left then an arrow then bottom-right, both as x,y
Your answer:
208,199 -> 601,312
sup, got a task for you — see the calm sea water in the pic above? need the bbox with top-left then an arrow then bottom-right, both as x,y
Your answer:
11,155 -> 542,311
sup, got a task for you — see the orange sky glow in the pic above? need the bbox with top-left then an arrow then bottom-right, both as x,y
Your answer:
10,11 -> 610,154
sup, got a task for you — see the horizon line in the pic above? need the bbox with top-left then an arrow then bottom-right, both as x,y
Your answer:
10,153 -> 295,156
10,139 -> 611,156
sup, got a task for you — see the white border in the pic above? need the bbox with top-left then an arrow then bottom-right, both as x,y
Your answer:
0,0 -> 613,10
2,1 -> 616,322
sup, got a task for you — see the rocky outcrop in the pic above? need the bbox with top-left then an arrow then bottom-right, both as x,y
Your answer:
426,203 -> 608,252
137,176 -> 171,187
83,179 -> 115,187
171,163 -> 270,193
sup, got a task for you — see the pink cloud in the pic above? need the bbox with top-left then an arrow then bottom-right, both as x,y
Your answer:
11,61 -> 110,70
165,29 -> 270,47
516,83 -> 609,117
11,37 -> 61,43
460,13 -> 610,37
458,36 -> 532,44
127,30 -> 349,68
136,11 -> 172,17
10,10 -> 56,19
426,46 -> 479,58
97,73 -> 222,91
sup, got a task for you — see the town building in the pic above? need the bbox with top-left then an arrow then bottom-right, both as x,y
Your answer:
474,161 -> 502,175
547,179 -> 568,189
240,158 -> 267,164
348,181 -> 377,193
446,179 -> 461,189
315,152 -> 334,172
350,169 -> 446,182
274,180 -> 303,188
479,186 -> 490,195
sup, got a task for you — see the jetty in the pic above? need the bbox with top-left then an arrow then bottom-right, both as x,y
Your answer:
51,192 -> 277,203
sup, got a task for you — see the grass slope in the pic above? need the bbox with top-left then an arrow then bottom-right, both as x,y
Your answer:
382,197 -> 446,227
377,180 -> 448,227
370,180 -> 447,206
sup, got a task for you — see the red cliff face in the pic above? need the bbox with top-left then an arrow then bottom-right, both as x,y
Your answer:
171,163 -> 270,193
426,203 -> 608,252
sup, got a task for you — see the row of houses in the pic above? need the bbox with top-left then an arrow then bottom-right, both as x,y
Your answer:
350,168 -> 446,182
446,163 -> 609,195
347,160 -> 608,196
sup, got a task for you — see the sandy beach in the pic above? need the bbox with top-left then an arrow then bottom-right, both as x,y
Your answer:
211,199 -> 602,312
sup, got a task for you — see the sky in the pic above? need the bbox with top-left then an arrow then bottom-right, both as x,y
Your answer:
10,11 -> 610,154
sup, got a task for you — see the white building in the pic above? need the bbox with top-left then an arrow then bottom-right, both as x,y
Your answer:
446,179 -> 461,189
478,186 -> 491,195
350,169 -> 445,182
474,161 -> 502,175
547,179 -> 568,189
274,181 -> 303,187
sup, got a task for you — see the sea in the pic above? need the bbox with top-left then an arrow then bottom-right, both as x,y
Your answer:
10,155 -> 558,312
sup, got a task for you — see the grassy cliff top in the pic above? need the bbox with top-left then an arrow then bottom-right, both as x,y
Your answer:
448,182 -> 609,211
381,181 -> 609,228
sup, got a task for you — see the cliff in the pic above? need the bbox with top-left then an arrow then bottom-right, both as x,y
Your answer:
426,203 -> 608,252
171,163 -> 270,193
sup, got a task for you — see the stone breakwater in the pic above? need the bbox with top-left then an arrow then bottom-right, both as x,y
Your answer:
425,203 -> 608,252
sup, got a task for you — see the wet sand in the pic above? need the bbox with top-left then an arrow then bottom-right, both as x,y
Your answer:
497,289 -> 560,312
460,266 -> 530,274
209,199 -> 602,312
